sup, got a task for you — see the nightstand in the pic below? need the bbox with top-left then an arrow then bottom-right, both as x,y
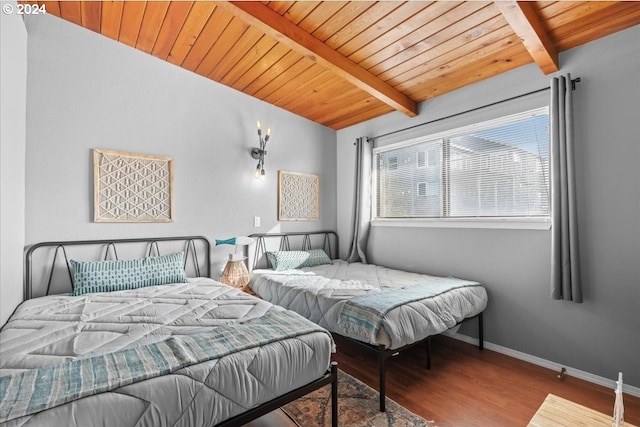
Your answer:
528,394 -> 635,427
241,284 -> 257,296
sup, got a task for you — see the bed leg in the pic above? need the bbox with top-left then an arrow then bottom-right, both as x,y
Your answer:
378,345 -> 386,412
478,312 -> 484,351
426,337 -> 431,370
331,362 -> 338,427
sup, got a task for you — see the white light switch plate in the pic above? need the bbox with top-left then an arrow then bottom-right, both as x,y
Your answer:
254,216 -> 261,227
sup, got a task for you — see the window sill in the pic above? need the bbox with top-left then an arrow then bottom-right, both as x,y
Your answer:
371,218 -> 551,230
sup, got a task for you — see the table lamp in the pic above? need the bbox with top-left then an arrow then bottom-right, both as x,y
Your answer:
215,236 -> 254,291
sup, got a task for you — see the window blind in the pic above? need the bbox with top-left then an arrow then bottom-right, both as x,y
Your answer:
374,108 -> 550,219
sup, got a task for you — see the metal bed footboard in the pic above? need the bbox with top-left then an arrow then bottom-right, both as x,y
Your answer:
216,362 -> 338,427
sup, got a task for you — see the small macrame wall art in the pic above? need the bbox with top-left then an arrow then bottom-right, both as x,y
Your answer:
93,149 -> 174,222
278,171 -> 319,221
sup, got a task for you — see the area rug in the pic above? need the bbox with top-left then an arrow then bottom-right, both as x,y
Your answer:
282,370 -> 435,427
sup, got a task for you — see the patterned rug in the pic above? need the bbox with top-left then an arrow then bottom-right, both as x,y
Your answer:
282,370 -> 435,427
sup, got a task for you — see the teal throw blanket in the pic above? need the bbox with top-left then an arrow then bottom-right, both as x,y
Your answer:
338,277 -> 480,343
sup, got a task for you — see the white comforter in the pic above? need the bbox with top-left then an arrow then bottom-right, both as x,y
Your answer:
251,260 -> 487,350
0,278 -> 332,426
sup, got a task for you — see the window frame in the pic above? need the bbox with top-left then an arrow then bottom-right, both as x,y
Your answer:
371,107 -> 551,230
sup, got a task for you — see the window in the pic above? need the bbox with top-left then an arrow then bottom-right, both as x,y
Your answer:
417,182 -> 427,197
388,156 -> 398,171
374,108 -> 550,220
417,182 -> 439,197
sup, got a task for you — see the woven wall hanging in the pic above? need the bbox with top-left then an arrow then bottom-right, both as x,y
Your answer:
93,149 -> 174,222
278,171 -> 319,221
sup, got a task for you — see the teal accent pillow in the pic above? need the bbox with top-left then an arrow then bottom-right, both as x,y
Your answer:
266,249 -> 332,271
70,252 -> 187,296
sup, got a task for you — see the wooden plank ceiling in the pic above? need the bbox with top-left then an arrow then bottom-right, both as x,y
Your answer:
27,1 -> 640,130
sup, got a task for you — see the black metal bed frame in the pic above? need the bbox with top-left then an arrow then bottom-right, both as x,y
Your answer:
345,313 -> 483,412
23,236 -> 338,427
218,362 -> 338,427
25,236 -> 211,299
249,230 -> 484,412
250,230 -> 339,270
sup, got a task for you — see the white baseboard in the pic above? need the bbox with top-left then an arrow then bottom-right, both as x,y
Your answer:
448,332 -> 640,398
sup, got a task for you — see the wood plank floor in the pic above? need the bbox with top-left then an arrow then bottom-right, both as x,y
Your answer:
332,334 -> 640,426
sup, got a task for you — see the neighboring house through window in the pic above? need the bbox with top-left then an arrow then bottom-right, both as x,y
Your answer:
373,108 -> 550,221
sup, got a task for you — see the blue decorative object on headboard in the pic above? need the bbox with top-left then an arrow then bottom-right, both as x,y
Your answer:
215,238 -> 237,246
215,236 -> 254,246
215,237 -> 255,261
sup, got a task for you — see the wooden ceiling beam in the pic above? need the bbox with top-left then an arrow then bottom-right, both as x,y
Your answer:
496,1 -> 559,74
217,1 -> 418,117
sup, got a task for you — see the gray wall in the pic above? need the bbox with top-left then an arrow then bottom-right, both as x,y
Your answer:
22,14 -> 336,279
337,26 -> 640,387
1,4 -> 27,325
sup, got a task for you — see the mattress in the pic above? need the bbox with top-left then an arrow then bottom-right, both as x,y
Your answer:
251,260 -> 487,350
0,278 -> 333,426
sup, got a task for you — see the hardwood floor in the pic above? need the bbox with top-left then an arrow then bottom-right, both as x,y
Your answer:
332,334 -> 640,426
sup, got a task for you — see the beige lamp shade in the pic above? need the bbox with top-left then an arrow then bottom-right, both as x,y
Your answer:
220,258 -> 250,290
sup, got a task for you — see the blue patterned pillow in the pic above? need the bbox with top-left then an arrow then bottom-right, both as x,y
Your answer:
266,249 -> 332,271
70,252 -> 187,296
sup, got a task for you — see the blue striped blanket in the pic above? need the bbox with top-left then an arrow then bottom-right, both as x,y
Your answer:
0,310 -> 331,423
338,277 -> 480,342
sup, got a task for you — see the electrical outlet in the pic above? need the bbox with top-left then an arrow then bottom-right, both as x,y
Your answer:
254,216 -> 261,227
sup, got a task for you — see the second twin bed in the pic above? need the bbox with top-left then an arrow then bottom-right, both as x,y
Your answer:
249,231 -> 488,411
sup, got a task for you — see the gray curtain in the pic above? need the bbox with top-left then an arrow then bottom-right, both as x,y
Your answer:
550,74 -> 582,302
344,137 -> 372,263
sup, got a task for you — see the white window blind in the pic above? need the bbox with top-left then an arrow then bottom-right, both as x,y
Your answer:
374,108 -> 550,219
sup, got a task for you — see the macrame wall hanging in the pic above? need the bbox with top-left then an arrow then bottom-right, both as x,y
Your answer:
277,171 -> 319,221
93,149 -> 174,222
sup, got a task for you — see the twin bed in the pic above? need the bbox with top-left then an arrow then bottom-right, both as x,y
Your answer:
0,231 -> 488,424
0,237 -> 337,427
249,231 -> 488,412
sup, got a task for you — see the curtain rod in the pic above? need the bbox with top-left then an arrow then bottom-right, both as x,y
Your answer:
368,77 -> 581,142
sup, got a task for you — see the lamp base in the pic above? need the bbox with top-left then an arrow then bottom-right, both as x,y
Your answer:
220,259 -> 250,290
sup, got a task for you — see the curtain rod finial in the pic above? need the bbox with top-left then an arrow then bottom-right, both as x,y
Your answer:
571,77 -> 581,91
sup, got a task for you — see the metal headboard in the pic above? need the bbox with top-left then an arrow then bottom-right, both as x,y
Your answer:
25,236 -> 211,300
248,231 -> 338,270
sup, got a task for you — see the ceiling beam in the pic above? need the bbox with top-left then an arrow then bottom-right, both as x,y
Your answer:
495,1 -> 559,74
217,1 -> 418,117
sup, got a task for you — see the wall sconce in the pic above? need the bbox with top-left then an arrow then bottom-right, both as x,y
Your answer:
251,121 -> 271,180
